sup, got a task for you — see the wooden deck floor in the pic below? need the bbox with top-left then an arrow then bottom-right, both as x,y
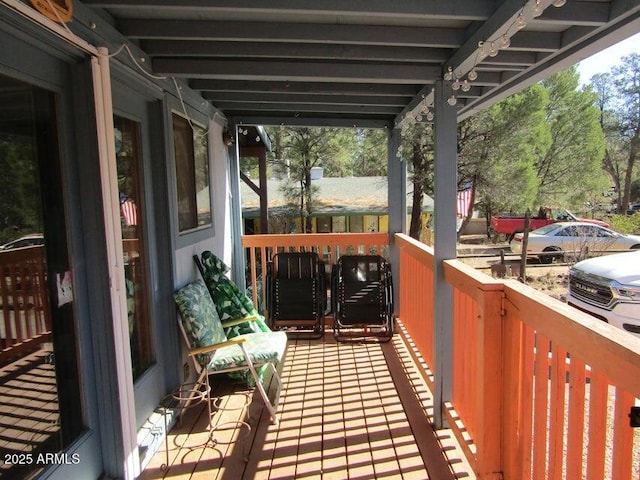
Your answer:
140,330 -> 475,480
0,348 -> 59,480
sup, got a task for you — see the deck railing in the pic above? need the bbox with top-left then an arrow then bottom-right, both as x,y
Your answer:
0,245 -> 51,364
242,233 -> 389,312
243,232 -> 639,479
396,232 -> 640,479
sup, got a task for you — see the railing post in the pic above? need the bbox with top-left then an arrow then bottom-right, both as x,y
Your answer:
476,287 -> 504,479
387,126 -> 406,313
433,79 -> 457,427
228,122 -> 246,291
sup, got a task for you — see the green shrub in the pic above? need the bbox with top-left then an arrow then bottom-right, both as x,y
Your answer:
607,214 -> 640,234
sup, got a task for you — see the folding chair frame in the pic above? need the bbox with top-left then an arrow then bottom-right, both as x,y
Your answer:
332,255 -> 394,343
178,316 -> 282,425
266,252 -> 327,339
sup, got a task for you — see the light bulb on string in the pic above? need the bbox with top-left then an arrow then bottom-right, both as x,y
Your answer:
426,111 -> 434,121
447,95 -> 457,106
467,69 -> 478,81
477,41 -> 488,60
444,66 -> 453,81
488,42 -> 499,57
516,13 -> 527,29
533,0 -> 543,17
552,0 -> 566,6
500,34 -> 511,49
461,80 -> 471,92
452,78 -> 461,91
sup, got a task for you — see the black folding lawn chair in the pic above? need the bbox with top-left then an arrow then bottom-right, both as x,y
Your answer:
332,255 -> 394,342
266,252 -> 327,338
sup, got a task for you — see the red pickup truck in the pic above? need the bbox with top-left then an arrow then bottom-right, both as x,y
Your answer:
489,208 -> 609,240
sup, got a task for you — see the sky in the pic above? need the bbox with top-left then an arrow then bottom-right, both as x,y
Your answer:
576,32 -> 640,84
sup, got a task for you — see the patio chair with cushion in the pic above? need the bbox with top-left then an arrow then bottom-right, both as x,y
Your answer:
173,279 -> 287,425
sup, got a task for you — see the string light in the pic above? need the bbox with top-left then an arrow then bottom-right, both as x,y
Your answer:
532,0 -> 543,17
444,66 -> 454,81
397,0 -> 568,132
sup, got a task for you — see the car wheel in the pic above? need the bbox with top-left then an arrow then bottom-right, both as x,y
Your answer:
631,244 -> 640,249
540,247 -> 562,264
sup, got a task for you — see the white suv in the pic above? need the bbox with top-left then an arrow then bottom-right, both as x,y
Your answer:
567,250 -> 640,336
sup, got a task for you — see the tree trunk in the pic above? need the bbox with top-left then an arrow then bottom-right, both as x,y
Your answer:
409,180 -> 423,240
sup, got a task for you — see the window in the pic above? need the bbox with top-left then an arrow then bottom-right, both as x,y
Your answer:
0,73 -> 83,477
317,216 -> 331,233
115,115 -> 154,380
332,216 -> 346,233
172,114 -> 212,232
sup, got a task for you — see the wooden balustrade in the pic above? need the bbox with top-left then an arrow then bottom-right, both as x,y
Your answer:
395,232 -> 640,479
241,233 -> 389,313
0,245 -> 51,364
244,232 -> 640,479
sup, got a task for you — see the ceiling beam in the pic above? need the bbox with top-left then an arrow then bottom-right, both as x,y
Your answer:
202,92 -> 412,107
190,80 -> 422,96
141,40 -> 452,64
229,114 -> 392,129
215,102 -> 401,115
536,2 -> 610,26
120,19 -> 464,48
458,9 -> 640,120
83,0 -> 495,20
154,59 -> 442,83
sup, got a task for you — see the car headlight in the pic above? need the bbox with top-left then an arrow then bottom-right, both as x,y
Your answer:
612,282 -> 640,302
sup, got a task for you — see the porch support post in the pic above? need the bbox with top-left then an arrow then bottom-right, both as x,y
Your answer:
258,147 -> 269,233
228,124 -> 247,291
433,79 -> 457,428
387,126 -> 406,311
92,48 -> 138,479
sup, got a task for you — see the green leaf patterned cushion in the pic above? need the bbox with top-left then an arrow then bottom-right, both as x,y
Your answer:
174,280 -> 227,365
200,251 -> 270,336
208,330 -> 288,372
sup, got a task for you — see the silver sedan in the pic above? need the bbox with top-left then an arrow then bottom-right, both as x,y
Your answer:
510,222 -> 640,264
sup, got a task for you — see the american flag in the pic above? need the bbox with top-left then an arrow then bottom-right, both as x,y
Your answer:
120,196 -> 138,226
456,184 -> 473,218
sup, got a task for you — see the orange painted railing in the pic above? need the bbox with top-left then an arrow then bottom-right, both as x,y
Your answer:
396,234 -> 436,373
0,245 -> 51,364
242,233 -> 389,312
395,232 -> 640,479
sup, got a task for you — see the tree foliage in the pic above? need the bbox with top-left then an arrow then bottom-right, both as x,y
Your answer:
263,126 -> 374,232
458,84 -> 549,219
592,53 -> 640,212
399,123 -> 434,239
0,134 -> 42,243
400,67 -> 608,237
538,67 -> 606,206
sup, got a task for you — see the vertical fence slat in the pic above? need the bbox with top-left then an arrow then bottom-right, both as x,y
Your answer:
476,288 -> 504,479
566,356 -> 587,480
548,345 -> 567,480
586,371 -> 608,480
518,325 -> 535,480
612,388 -> 635,480
533,333 -> 551,480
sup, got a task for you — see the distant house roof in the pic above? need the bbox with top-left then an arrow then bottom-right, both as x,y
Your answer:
240,176 -> 434,218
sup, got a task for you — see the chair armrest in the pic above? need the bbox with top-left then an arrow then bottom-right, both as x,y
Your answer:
188,336 -> 247,356
221,314 -> 260,328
